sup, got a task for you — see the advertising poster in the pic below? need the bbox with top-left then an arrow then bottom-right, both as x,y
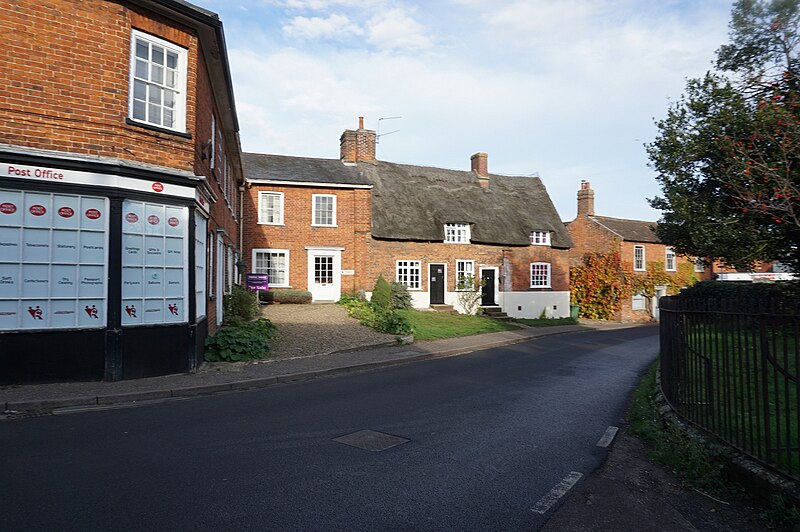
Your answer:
121,200 -> 187,327
0,188 -> 109,330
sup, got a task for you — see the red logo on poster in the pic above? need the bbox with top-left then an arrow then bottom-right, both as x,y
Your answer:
29,204 -> 46,216
168,303 -> 179,316
0,202 -> 16,214
125,212 -> 138,223
27,306 -> 44,320
58,207 -> 74,218
152,182 -> 164,192
84,305 -> 99,319
168,217 -> 179,227
148,215 -> 160,225
125,305 -> 137,318
85,208 -> 101,220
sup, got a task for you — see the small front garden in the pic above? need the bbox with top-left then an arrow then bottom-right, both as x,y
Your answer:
398,309 -> 519,341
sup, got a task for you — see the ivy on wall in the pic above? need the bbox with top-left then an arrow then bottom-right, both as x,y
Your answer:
570,252 -> 631,320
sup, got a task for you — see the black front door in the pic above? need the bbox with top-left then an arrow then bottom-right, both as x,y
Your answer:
481,269 -> 496,306
429,264 -> 445,305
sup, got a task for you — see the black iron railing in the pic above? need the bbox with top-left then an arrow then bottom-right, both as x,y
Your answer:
660,295 -> 800,480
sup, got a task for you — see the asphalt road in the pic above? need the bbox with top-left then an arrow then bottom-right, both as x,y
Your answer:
2,326 -> 659,531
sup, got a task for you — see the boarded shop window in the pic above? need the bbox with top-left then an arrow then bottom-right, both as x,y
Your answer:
121,200 -> 189,326
195,213 -> 207,320
0,189 -> 109,330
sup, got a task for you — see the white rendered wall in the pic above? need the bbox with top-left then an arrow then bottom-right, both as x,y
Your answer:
499,291 -> 571,319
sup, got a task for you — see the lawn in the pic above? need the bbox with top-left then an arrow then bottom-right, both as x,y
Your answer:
514,317 -> 579,327
398,309 -> 519,341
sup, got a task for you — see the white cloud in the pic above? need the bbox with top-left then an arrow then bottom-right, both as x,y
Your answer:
366,8 -> 432,50
282,13 -> 362,40
219,0 -> 736,220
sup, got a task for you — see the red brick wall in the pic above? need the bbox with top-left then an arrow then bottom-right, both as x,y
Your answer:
365,239 -> 570,293
0,0 -> 197,171
240,184 -> 372,293
566,215 -> 620,266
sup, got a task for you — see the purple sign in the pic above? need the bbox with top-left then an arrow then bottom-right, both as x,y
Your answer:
245,273 -> 269,291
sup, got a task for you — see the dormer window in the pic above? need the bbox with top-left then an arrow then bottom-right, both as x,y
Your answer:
444,223 -> 471,244
530,231 -> 550,246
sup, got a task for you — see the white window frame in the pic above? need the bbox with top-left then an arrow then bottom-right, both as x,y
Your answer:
633,245 -> 645,271
312,194 -> 337,227
209,112 -> 216,170
530,262 -> 551,288
258,191 -> 284,225
694,258 -> 705,273
396,260 -> 422,290
665,247 -> 676,271
128,29 -> 187,132
529,231 -> 551,246
444,223 -> 471,244
252,248 -> 290,288
456,260 -> 475,291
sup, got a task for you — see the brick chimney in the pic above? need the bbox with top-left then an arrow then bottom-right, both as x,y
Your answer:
577,180 -> 595,216
471,152 -> 489,188
340,116 -> 376,163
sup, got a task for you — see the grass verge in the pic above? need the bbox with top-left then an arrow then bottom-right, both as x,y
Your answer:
397,309 -> 519,341
629,362 -> 800,529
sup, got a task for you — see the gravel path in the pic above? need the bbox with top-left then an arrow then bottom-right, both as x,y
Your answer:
260,303 -> 398,359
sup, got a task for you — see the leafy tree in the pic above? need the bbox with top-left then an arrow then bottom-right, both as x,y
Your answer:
648,0 -> 800,270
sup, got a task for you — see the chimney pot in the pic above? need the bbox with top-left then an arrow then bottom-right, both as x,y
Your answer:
577,180 -> 595,216
340,117 -> 376,163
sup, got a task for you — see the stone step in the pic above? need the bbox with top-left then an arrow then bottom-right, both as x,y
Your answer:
430,304 -> 456,313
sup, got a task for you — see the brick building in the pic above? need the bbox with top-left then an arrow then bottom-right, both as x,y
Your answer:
566,181 -> 704,321
0,0 -> 242,382
242,118 -> 572,319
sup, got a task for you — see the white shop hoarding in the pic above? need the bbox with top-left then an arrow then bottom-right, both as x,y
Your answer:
121,200 -> 188,327
0,188 -> 109,330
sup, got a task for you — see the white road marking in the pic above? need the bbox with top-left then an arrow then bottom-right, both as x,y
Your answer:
596,425 -> 619,448
532,471 -> 584,514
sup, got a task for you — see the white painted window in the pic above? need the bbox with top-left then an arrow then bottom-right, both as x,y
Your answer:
632,293 -> 647,310
634,245 -> 645,271
456,260 -> 475,290
665,247 -> 676,271
444,223 -> 470,244
209,113 -> 216,170
258,192 -> 284,225
530,262 -> 551,288
396,260 -> 421,290
195,212 -> 206,321
312,194 -> 336,226
529,231 -> 551,246
253,249 -> 289,287
694,258 -> 705,273
129,30 -> 187,132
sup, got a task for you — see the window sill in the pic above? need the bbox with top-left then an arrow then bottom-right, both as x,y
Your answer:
126,118 -> 192,139
443,241 -> 470,245
257,222 -> 285,226
311,224 -> 338,228
529,286 -> 552,289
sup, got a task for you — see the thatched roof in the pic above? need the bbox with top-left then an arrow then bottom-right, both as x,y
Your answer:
590,216 -> 659,243
358,162 -> 572,248
242,153 -> 371,187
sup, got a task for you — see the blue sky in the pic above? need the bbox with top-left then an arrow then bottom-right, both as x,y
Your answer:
203,0 -> 735,221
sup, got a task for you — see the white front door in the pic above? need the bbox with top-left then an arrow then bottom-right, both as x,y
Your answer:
307,248 -> 342,302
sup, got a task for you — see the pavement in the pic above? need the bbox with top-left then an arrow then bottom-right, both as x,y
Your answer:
1,320 -> 772,530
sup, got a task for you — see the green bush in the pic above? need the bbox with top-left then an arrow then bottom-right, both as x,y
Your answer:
679,280 -> 799,299
223,284 -> 260,323
204,318 -> 277,362
371,275 -> 392,309
390,282 -> 412,309
337,296 -> 413,335
263,289 -> 312,304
